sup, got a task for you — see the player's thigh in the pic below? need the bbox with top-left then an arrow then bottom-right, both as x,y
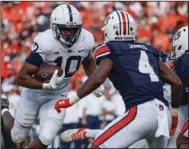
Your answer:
92,105 -> 155,148
38,98 -> 66,146
147,102 -> 171,148
11,88 -> 39,142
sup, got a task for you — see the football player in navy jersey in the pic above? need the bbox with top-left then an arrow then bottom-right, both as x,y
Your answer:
55,10 -> 183,148
171,26 -> 188,149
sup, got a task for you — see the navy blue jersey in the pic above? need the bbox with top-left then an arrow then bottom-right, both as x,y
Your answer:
94,41 -> 167,110
173,52 -> 188,105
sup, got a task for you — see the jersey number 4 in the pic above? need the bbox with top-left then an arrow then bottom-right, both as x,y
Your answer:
54,56 -> 81,77
138,51 -> 159,82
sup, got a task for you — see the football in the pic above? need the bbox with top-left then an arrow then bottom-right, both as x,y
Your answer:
34,64 -> 63,82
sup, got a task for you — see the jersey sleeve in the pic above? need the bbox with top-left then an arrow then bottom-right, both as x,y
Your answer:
25,52 -> 44,66
87,31 -> 95,51
30,33 -> 48,61
94,44 -> 111,65
83,32 -> 95,61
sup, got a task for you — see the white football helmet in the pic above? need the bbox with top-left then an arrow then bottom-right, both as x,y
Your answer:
50,4 -> 82,47
103,10 -> 137,42
172,26 -> 188,58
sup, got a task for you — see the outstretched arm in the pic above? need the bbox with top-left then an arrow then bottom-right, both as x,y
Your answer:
78,58 -> 113,98
55,58 -> 113,112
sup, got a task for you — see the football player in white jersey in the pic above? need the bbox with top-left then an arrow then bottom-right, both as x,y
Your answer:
1,4 -> 104,148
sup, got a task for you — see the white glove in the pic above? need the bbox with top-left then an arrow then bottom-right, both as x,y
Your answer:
93,84 -> 105,97
42,70 -> 64,90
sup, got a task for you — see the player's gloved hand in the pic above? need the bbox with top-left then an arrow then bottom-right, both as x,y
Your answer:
55,98 -> 71,113
93,84 -> 105,97
42,70 -> 64,90
170,108 -> 178,136
55,92 -> 80,113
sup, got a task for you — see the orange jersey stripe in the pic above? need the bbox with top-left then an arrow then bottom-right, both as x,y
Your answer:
93,106 -> 137,146
94,45 -> 110,59
120,11 -> 126,35
180,120 -> 188,134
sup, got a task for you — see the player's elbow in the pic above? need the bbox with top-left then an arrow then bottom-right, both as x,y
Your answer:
16,74 -> 21,85
16,72 -> 26,86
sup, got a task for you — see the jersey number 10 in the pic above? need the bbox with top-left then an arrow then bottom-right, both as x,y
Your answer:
54,56 -> 81,77
138,51 -> 159,82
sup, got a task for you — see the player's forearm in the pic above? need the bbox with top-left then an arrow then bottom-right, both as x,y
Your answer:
77,76 -> 103,98
78,58 -> 112,98
171,83 -> 183,108
16,73 -> 43,89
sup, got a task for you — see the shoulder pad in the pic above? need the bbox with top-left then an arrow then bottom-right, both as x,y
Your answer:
93,43 -> 111,65
32,29 -> 57,53
143,43 -> 159,57
81,28 -> 95,50
94,43 -> 110,59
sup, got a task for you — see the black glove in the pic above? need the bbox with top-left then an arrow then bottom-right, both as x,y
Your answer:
1,95 -> 9,109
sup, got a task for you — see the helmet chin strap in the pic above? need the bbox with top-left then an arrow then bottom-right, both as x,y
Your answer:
58,37 -> 73,48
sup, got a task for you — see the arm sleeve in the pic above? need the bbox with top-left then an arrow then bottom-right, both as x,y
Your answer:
25,52 -> 44,66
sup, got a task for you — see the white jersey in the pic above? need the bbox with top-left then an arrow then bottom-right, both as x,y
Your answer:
32,28 -> 94,95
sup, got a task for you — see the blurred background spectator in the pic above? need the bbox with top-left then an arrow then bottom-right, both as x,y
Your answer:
1,1 -> 188,82
1,1 -> 188,148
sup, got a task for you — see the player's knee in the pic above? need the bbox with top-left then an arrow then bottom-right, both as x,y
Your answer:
39,132 -> 54,146
39,122 -> 61,146
11,127 -> 27,143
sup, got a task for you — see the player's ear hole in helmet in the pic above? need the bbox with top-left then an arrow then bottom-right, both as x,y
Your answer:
50,4 -> 82,48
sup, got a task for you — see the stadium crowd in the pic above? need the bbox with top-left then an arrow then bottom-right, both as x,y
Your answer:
1,1 -> 188,148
